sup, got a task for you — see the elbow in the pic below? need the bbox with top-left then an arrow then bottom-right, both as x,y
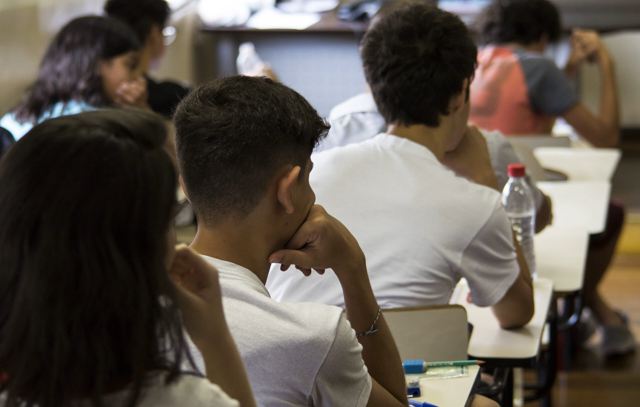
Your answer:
592,127 -> 620,148
498,301 -> 535,330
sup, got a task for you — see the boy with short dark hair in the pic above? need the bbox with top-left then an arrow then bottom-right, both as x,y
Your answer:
174,76 -> 408,407
268,3 -> 535,330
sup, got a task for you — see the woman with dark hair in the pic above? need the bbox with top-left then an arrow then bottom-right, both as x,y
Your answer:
0,16 -> 149,141
0,109 -> 255,407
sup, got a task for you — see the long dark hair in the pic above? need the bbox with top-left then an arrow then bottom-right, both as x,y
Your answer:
0,109 -> 191,407
13,16 -> 141,123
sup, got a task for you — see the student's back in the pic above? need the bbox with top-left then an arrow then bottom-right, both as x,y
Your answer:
267,3 -> 534,330
469,0 -> 619,148
268,134 -> 519,308
0,110 -> 253,407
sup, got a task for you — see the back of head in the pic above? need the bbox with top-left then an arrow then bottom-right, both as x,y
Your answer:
174,76 -> 328,225
104,0 -> 171,43
475,0 -> 562,46
0,109 -> 183,407
361,3 -> 477,128
14,16 -> 141,122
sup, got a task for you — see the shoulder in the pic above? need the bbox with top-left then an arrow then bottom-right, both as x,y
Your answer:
516,51 -> 566,81
0,112 -> 32,141
328,93 -> 378,121
124,373 -> 239,407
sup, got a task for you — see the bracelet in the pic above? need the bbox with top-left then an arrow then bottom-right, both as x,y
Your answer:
356,307 -> 381,338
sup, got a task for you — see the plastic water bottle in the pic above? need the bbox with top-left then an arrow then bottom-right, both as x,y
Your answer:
236,42 -> 266,75
502,163 -> 536,276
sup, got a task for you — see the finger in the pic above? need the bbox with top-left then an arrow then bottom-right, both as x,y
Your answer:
284,220 -> 320,251
269,249 -> 316,269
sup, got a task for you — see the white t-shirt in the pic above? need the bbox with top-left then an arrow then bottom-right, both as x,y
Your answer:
0,373 -> 239,406
319,92 -> 544,208
267,134 -> 520,308
190,256 -> 371,407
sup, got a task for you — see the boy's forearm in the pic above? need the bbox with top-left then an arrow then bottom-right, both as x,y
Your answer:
335,265 -> 407,405
598,50 -> 620,145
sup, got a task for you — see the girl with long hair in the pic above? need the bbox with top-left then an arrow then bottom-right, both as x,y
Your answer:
0,16 -> 148,140
0,109 -> 255,407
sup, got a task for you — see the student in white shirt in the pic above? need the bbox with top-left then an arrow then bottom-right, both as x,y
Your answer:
0,110 -> 254,407
318,90 -> 552,232
173,76 -> 407,407
267,3 -> 534,329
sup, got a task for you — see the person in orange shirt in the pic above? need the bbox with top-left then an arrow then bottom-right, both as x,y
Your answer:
471,0 -> 632,357
470,0 -> 619,148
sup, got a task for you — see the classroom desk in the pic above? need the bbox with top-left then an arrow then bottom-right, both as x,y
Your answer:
407,365 -> 480,407
534,225 -> 590,295
451,278 -> 554,366
534,147 -> 621,181
537,181 -> 611,234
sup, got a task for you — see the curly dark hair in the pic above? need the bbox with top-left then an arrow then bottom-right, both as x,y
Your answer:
361,2 -> 477,127
475,0 -> 562,46
174,76 -> 329,225
13,16 -> 140,123
0,109 -> 192,407
104,0 -> 171,43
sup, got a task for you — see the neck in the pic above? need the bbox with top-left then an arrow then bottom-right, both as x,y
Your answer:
137,45 -> 154,75
386,119 -> 455,161
508,41 -> 546,54
190,216 -> 276,284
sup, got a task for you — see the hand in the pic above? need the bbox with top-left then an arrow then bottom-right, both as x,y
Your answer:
570,29 -> 607,65
442,126 -> 498,189
268,205 -> 366,282
168,245 -> 225,346
114,77 -> 149,109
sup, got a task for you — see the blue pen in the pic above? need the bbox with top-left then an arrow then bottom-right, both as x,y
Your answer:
403,359 -> 479,374
408,400 -> 438,407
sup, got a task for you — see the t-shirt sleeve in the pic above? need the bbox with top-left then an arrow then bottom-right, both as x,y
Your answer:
459,198 -> 520,307
521,57 -> 578,116
311,312 -> 372,407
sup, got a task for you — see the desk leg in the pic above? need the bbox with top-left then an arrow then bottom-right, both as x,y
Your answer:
503,368 -> 514,407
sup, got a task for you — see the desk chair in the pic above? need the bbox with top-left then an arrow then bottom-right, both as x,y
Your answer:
383,305 -> 469,362
0,127 -> 15,158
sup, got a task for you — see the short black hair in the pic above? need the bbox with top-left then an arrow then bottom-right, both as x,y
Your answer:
475,0 -> 562,46
14,16 -> 140,123
174,76 -> 328,225
104,0 -> 171,43
361,3 -> 477,127
0,110 -> 190,407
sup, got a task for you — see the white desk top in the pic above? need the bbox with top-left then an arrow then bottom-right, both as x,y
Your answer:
451,278 -> 554,363
538,181 -> 611,234
534,147 -> 621,181
408,364 -> 480,407
534,225 -> 589,294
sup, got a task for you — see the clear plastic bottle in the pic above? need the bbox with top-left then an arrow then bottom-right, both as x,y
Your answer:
236,42 -> 266,76
501,163 -> 536,276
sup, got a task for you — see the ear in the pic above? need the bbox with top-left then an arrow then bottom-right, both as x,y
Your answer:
449,78 -> 469,113
276,166 -> 301,215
